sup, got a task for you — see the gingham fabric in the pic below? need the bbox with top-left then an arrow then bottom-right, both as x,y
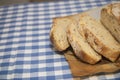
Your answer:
0,0 -> 120,80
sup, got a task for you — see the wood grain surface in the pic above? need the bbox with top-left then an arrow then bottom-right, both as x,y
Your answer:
64,50 -> 120,77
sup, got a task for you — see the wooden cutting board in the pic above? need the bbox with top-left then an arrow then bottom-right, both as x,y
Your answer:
64,50 -> 120,77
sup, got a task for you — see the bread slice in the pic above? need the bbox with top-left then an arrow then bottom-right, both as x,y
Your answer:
50,17 -> 71,51
50,14 -> 81,51
67,22 -> 101,64
78,13 -> 120,62
101,3 -> 120,43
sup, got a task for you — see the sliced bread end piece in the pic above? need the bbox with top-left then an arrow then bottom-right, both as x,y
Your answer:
50,18 -> 71,51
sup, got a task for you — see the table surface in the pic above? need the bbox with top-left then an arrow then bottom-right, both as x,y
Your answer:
0,0 -> 120,80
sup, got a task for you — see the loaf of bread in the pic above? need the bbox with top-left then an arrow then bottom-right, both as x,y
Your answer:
101,3 -> 120,43
67,22 -> 101,64
50,17 -> 71,51
78,13 -> 120,62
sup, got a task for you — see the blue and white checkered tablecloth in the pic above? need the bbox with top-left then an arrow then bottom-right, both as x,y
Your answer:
0,0 -> 120,80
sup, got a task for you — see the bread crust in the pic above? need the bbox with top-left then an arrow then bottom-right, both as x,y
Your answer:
111,3 -> 120,23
